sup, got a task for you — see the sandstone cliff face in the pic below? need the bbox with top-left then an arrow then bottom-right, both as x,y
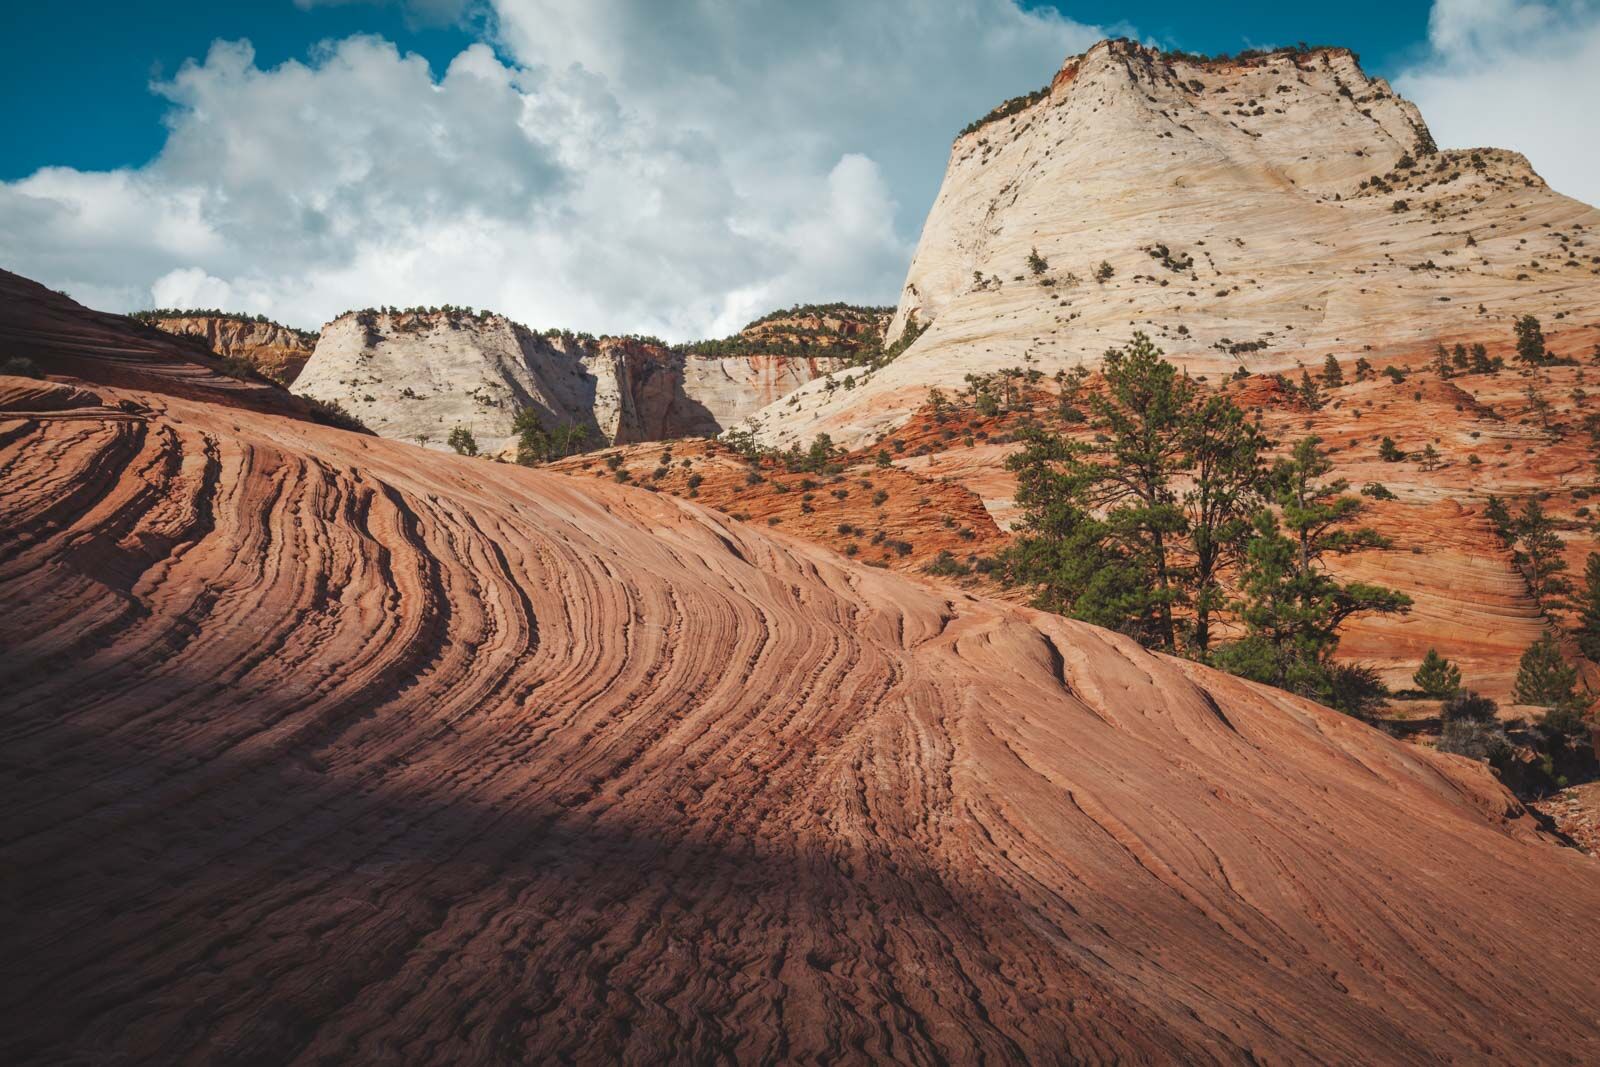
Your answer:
291,310 -> 845,453
5,364 -> 1600,1062
742,39 -> 1600,449
145,315 -> 315,385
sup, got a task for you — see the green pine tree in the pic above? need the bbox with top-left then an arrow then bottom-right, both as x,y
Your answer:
1182,392 -> 1267,655
1512,499 -> 1573,615
1216,437 -> 1412,713
998,334 -> 1192,649
1514,314 -> 1550,365
1299,370 -> 1324,411
1413,648 -> 1462,698
513,409 -> 552,466
447,426 -> 479,457
1577,552 -> 1600,661
1513,632 -> 1578,707
1321,354 -> 1344,388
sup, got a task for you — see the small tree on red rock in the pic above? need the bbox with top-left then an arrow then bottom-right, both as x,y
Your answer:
1513,632 -> 1579,708
1413,648 -> 1462,698
1512,499 -> 1573,616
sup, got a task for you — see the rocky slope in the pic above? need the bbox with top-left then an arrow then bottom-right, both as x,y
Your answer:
6,305 -> 1600,1062
137,312 -> 316,385
742,40 -> 1600,451
0,269 -> 362,431
769,323 -> 1596,708
292,308 -> 854,454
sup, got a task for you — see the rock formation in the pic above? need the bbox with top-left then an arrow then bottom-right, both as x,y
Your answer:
138,312 -> 316,385
742,39 -> 1600,450
3,269 -> 1600,1064
292,308 -> 854,454
0,269 -> 363,431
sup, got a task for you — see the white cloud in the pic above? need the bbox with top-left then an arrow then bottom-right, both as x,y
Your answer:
0,1 -> 1105,339
1396,0 -> 1600,209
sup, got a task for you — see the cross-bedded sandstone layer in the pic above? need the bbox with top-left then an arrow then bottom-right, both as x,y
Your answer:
4,366 -> 1599,1063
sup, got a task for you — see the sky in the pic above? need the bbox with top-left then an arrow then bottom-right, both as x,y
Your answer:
1,1 -> 1595,339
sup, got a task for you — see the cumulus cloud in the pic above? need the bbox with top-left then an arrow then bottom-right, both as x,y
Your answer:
1396,0 -> 1600,208
0,0 -> 1105,338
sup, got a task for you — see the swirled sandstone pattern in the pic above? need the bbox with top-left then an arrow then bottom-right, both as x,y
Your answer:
4,367 -> 1599,1065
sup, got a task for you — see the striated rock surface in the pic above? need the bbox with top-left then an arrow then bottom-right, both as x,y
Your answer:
292,309 -> 848,453
0,268 -> 362,430
743,39 -> 1600,450
140,313 -> 316,385
4,352 -> 1600,1061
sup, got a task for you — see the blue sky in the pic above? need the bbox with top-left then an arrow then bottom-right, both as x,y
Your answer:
2,1 -> 1436,181
0,1 -> 1594,336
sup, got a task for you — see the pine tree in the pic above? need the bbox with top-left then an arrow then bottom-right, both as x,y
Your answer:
1379,437 -> 1405,461
1512,499 -> 1573,614
1434,343 -> 1452,379
1484,495 -> 1514,544
1354,357 -> 1375,380
1451,343 -> 1469,370
1182,393 -> 1267,655
1321,354 -> 1344,388
1217,438 -> 1412,710
998,431 -> 1145,626
1577,552 -> 1600,661
1469,342 -> 1494,374
1413,648 -> 1462,697
513,409 -> 552,466
1299,370 -> 1324,410
999,334 -> 1265,655
447,426 -> 479,457
1515,314 -> 1550,365
1513,632 -> 1578,707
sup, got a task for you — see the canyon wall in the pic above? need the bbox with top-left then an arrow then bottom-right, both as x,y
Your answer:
144,314 -> 316,385
291,309 -> 848,453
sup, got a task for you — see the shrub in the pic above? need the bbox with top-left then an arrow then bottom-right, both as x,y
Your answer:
1,356 -> 44,378
1442,691 -> 1498,723
1437,719 -> 1513,765
447,426 -> 479,456
925,550 -> 972,577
